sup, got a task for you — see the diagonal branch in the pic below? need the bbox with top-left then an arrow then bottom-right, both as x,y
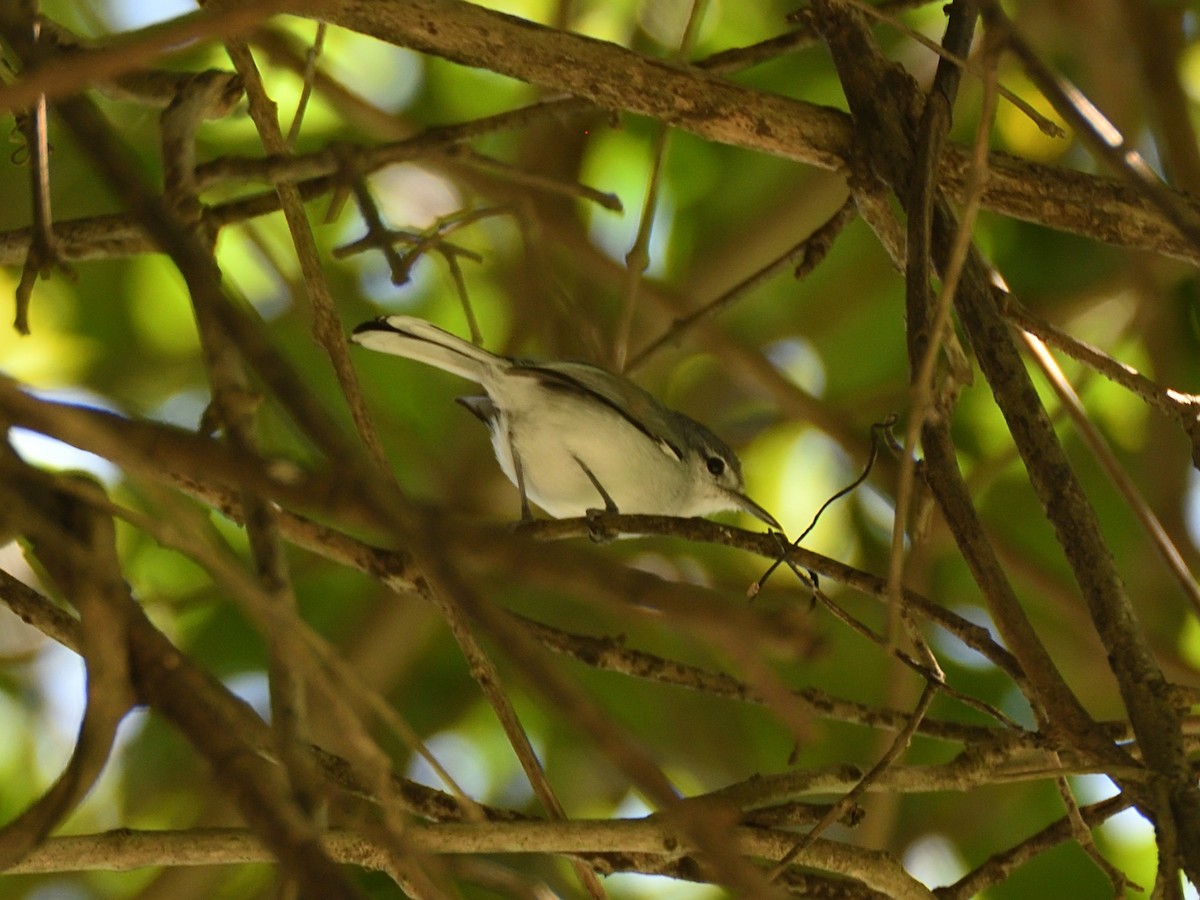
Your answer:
808,0 -> 1200,880
274,0 -> 1200,265
0,457 -> 135,870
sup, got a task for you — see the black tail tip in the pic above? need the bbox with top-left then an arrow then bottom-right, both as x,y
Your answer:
352,317 -> 392,336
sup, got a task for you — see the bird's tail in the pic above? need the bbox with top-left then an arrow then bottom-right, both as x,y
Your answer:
350,316 -> 503,383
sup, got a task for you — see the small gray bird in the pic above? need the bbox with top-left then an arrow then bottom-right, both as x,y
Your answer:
351,316 -> 779,528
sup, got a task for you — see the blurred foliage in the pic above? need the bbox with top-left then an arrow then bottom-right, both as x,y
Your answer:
2,0 -> 1200,898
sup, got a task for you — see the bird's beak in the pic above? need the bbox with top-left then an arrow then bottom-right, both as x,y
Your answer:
728,489 -> 782,531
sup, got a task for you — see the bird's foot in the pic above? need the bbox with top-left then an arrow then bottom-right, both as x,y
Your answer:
585,506 -> 618,543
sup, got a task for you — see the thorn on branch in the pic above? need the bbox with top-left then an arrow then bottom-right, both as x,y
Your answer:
12,56 -> 75,336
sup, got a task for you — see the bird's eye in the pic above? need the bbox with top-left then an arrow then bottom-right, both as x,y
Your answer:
706,456 -> 725,476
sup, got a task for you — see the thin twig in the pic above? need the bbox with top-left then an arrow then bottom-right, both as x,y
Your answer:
1001,297 -> 1200,469
750,416 -> 895,597
887,3 -> 998,643
110,478 -> 485,826
285,20 -> 325,147
940,794 -> 1134,899
0,1 -> 304,113
449,146 -> 622,211
12,10 -> 72,335
982,1 -> 1200,260
626,195 -> 857,372
769,680 -> 939,878
1051,764 -> 1139,894
518,612 -> 999,744
1021,332 -> 1200,618
806,584 -> 1020,729
613,0 -> 710,371
837,0 -> 1064,137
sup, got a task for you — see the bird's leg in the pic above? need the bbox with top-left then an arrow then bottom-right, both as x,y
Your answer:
573,455 -> 619,515
509,431 -> 534,523
573,456 -> 619,543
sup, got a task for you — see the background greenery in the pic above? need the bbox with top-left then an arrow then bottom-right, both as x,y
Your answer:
2,0 -> 1199,897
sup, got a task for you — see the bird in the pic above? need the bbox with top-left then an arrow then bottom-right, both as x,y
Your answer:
351,315 -> 779,529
